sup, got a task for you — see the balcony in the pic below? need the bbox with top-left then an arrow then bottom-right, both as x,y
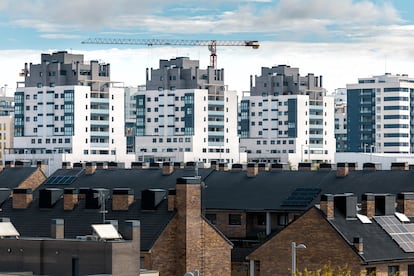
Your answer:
91,109 -> 109,115
90,120 -> 109,126
90,131 -> 109,137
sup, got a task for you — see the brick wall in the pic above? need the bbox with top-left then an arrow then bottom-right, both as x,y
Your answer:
248,207 -> 363,275
209,211 -> 247,238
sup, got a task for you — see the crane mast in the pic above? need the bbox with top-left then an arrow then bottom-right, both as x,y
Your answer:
81,38 -> 259,68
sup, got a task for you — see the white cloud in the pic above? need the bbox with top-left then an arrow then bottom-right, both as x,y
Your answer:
39,34 -> 81,40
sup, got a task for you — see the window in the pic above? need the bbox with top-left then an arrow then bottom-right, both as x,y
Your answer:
278,214 -> 287,226
365,267 -> 376,275
257,214 -> 266,225
388,265 -> 399,276
229,214 -> 242,225
205,214 -> 217,224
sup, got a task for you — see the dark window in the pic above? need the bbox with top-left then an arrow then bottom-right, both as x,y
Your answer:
388,265 -> 399,276
205,213 -> 217,224
366,267 -> 376,275
408,264 -> 414,276
229,214 -> 242,225
257,214 -> 266,226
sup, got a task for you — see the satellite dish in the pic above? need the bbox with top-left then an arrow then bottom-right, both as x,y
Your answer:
184,273 -> 194,276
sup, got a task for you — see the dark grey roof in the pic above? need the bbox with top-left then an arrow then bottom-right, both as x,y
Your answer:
0,167 -> 40,188
0,167 -> 214,251
328,212 -> 414,262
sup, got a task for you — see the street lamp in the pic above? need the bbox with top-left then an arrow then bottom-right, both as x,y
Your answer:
292,241 -> 306,276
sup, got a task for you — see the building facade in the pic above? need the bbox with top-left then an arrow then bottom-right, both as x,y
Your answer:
135,57 -> 241,164
334,88 -> 348,152
8,51 -> 128,173
0,116 -> 13,167
347,73 -> 414,153
240,65 -> 335,167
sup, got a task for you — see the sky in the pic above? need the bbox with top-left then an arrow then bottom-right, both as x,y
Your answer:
1,0 -> 414,97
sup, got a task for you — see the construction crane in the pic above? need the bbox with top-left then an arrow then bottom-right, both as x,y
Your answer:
81,38 -> 260,68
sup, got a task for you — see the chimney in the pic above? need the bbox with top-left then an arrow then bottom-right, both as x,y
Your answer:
162,162 -> 174,175
123,220 -> 140,241
218,163 -> 228,171
363,163 -> 381,171
319,163 -> 332,171
270,163 -> 290,171
168,188 -> 176,211
175,176 -> 202,275
334,194 -> 357,219
85,189 -> 109,209
73,162 -> 83,169
39,188 -> 63,208
12,188 -> 33,209
348,162 -> 358,171
61,162 -> 71,169
141,189 -> 166,210
64,188 -> 79,211
361,193 -> 375,218
84,162 -> 96,175
149,162 -> 161,169
231,164 -> 243,171
336,163 -> 349,177
397,192 -> 414,216
51,219 -> 64,239
258,163 -> 268,171
112,188 -> 134,211
210,160 -> 219,170
353,237 -> 363,254
320,194 -> 334,219
14,160 -> 24,168
96,162 -> 107,169
5,161 -> 12,168
174,162 -> 183,169
108,161 -> 118,169
131,162 -> 143,169
247,163 -> 258,177
391,162 -> 408,171
298,162 -> 311,171
185,161 -> 197,169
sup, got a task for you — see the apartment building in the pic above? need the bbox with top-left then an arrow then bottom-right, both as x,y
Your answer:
9,51 -> 127,173
240,65 -> 335,167
0,116 -> 13,167
135,57 -> 241,164
347,73 -> 414,153
334,88 -> 347,152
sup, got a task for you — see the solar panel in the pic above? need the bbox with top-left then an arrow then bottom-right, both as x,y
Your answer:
281,188 -> 321,207
375,215 -> 414,252
0,222 -> 20,237
45,176 -> 77,185
92,224 -> 122,240
357,214 -> 372,224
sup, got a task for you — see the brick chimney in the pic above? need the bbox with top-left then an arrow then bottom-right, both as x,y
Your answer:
258,163 -> 268,171
168,188 -> 176,211
175,176 -> 202,275
210,160 -> 219,170
247,163 -> 258,177
361,193 -> 375,218
348,162 -> 358,171
298,162 -> 311,171
162,162 -> 174,175
84,162 -> 96,175
270,163 -> 290,171
51,219 -> 64,239
319,163 -> 332,171
12,188 -> 33,209
131,162 -> 143,169
391,162 -> 408,171
397,192 -> 414,216
353,237 -> 363,254
336,163 -> 349,178
61,162 -> 71,169
218,163 -> 228,171
63,188 -> 79,211
320,194 -> 334,219
112,188 -> 134,211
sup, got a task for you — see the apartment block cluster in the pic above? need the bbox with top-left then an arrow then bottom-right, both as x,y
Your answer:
0,51 -> 339,172
2,50 -> 414,173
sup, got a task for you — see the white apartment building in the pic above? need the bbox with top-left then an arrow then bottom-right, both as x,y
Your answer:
239,94 -> 335,167
0,116 -> 13,167
8,51 -> 129,173
347,73 -> 414,153
333,88 -> 347,152
135,88 -> 241,164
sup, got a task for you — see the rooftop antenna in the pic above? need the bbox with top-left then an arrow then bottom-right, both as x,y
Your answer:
100,192 -> 108,223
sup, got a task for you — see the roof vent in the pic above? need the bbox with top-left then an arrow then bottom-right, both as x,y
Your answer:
247,163 -> 258,177
39,188 -> 63,208
141,189 -> 167,210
